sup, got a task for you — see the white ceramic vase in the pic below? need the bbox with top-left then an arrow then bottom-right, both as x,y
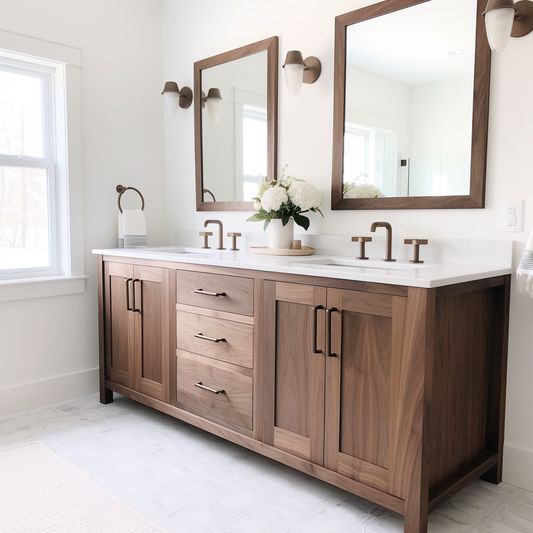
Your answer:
268,218 -> 294,249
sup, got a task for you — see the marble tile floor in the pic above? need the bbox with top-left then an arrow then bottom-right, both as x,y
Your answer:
1,394 -> 533,533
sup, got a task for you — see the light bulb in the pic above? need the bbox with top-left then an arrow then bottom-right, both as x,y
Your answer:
284,63 -> 304,95
485,7 -> 516,52
207,96 -> 222,123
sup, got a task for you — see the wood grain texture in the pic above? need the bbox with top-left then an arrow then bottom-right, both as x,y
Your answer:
176,303 -> 254,325
429,289 -> 491,490
393,288 -> 436,533
177,311 -> 253,368
107,380 -> 406,516
177,270 -> 254,316
104,262 -> 135,388
331,0 -> 490,210
176,350 -> 253,431
272,284 -> 327,465
194,36 -> 278,212
325,289 -> 403,494
133,265 -> 171,402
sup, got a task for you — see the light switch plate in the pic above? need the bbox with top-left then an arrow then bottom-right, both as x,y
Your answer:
503,200 -> 524,233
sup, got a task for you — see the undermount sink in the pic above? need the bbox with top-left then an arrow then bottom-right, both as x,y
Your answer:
147,246 -> 219,254
293,258 -> 433,271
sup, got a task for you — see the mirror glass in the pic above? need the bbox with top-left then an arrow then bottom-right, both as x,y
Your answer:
342,0 -> 477,200
200,51 -> 268,204
195,37 -> 278,211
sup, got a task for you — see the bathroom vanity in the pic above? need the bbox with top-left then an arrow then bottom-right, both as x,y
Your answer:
94,246 -> 511,533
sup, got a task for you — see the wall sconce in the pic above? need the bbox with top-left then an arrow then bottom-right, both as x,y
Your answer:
282,50 -> 322,95
483,0 -> 533,52
161,81 -> 193,108
202,88 -> 223,123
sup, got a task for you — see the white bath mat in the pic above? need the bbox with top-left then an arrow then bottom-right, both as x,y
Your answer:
0,441 -> 166,532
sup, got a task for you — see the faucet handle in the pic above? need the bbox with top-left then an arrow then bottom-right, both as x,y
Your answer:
404,239 -> 429,264
351,236 -> 373,260
227,232 -> 242,251
199,231 -> 213,249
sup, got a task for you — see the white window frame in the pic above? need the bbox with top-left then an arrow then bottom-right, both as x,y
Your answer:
234,88 -> 268,202
0,30 -> 86,301
0,57 -> 63,280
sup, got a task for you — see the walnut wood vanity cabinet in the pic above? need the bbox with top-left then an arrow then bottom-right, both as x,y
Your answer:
101,262 -> 171,402
97,256 -> 510,533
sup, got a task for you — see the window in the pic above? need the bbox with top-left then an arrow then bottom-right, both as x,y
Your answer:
0,53 -> 67,280
241,103 -> 267,201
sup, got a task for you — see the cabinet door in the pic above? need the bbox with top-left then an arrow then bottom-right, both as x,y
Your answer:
132,265 -> 170,402
104,262 -> 135,388
325,288 -> 407,496
263,281 -> 327,464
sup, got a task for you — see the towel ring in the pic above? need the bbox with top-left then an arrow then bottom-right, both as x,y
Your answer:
116,184 -> 145,214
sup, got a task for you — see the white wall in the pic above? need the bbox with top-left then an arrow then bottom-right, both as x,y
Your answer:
0,0 -> 166,415
162,0 -> 533,490
409,75 -> 473,196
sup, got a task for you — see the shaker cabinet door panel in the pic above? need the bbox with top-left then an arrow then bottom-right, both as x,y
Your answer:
325,288 -> 407,496
104,262 -> 135,388
133,265 -> 171,402
263,281 -> 327,464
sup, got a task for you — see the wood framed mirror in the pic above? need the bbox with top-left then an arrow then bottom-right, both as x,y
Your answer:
194,36 -> 278,211
331,0 -> 490,210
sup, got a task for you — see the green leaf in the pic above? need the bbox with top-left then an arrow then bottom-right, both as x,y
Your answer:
263,219 -> 271,231
293,213 -> 310,231
281,214 -> 290,226
247,213 -> 266,223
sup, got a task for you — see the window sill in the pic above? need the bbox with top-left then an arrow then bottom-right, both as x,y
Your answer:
0,275 -> 88,303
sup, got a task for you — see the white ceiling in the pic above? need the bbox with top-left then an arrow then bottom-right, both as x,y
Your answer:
346,0 -> 478,85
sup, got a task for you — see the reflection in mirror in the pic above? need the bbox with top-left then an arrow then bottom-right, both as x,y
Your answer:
332,0 -> 491,209
333,0 -> 490,209
195,37 -> 278,211
202,51 -> 268,203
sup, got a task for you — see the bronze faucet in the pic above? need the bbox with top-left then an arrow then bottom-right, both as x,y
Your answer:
204,220 -> 225,250
370,222 -> 396,262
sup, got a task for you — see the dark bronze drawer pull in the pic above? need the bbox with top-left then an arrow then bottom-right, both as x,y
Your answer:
125,278 -> 133,311
194,288 -> 227,298
312,305 -> 325,355
326,308 -> 339,358
195,333 -> 227,344
132,279 -> 142,313
194,381 -> 225,394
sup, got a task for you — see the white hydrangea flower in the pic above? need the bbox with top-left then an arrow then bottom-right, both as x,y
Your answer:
288,181 -> 322,211
344,184 -> 384,199
261,186 -> 288,212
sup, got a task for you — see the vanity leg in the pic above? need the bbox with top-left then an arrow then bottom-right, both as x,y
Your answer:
482,279 -> 511,485
100,387 -> 113,405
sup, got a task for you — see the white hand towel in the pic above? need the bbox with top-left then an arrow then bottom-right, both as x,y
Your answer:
120,209 -> 147,248
517,228 -> 533,296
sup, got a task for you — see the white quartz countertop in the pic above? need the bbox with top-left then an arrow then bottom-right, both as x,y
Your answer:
92,246 -> 513,289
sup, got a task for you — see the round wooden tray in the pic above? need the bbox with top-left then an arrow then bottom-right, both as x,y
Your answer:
249,246 -> 315,256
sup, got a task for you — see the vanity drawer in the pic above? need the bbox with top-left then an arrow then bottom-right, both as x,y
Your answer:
177,271 -> 254,316
177,311 -> 253,369
176,350 -> 252,431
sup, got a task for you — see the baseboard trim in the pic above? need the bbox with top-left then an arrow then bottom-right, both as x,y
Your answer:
0,368 -> 99,418
503,443 -> 533,491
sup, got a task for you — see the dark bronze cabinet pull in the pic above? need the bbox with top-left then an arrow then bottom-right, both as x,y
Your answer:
312,305 -> 325,354
125,278 -> 133,311
132,279 -> 142,313
194,288 -> 227,298
326,308 -> 339,357
195,381 -> 225,394
194,333 -> 226,343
